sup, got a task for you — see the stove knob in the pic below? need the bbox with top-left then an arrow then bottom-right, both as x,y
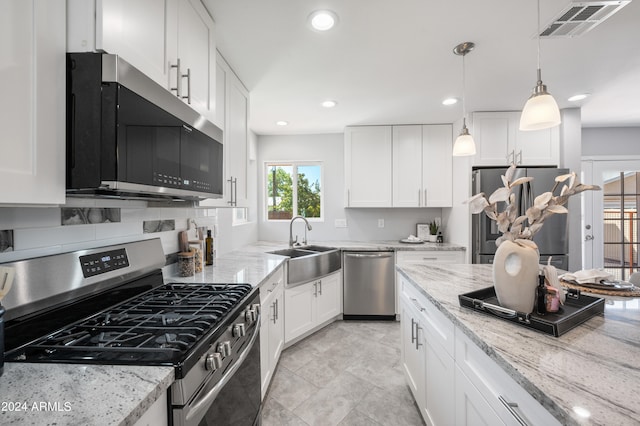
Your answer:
252,303 -> 261,315
205,352 -> 222,371
216,341 -> 232,358
244,309 -> 254,323
233,323 -> 246,337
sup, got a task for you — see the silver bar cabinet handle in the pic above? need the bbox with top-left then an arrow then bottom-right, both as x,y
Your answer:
170,58 -> 181,97
181,68 -> 191,104
498,396 -> 530,426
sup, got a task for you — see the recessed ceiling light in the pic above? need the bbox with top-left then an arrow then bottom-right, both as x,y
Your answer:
276,121 -> 289,126
442,98 -> 458,106
321,100 -> 337,108
308,10 -> 338,31
568,93 -> 589,102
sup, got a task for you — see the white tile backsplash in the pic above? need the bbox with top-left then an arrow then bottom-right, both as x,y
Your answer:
0,201 -> 219,263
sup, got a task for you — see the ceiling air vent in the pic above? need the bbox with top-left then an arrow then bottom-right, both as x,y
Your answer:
540,0 -> 631,38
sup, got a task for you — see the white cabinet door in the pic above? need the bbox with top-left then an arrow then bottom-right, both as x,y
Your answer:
344,126 -> 393,207
175,0 -> 215,121
226,73 -> 249,207
393,125 -> 422,207
515,125 -> 560,166
199,53 -> 249,208
259,292 -> 272,398
422,124 -> 453,207
0,0 -> 65,205
471,112 -> 515,166
270,284 -> 285,369
315,272 -> 342,325
400,292 -> 426,414
455,365 -> 505,426
284,282 -> 316,342
425,335 -> 455,426
95,0 -> 173,89
260,267 -> 285,399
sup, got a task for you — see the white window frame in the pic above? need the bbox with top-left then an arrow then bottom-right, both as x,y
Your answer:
264,161 -> 324,222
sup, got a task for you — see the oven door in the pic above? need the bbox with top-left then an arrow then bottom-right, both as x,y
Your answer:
173,324 -> 261,426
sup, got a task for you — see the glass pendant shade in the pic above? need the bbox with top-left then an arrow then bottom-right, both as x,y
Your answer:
520,81 -> 561,131
452,126 -> 476,156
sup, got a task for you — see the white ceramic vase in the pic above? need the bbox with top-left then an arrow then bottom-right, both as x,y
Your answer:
428,235 -> 437,242
492,240 -> 539,313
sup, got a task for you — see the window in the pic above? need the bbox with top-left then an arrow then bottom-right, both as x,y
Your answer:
602,171 -> 639,280
266,162 -> 322,221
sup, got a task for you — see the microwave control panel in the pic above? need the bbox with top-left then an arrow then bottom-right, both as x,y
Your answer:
80,248 -> 130,278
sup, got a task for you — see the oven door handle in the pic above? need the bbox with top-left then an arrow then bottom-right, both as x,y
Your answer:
183,316 -> 261,426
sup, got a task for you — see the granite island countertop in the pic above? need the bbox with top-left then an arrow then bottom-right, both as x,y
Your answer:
396,262 -> 640,426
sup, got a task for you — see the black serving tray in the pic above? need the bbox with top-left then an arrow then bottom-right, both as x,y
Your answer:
458,286 -> 605,337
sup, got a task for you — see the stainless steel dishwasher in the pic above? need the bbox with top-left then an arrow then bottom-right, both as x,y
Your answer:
343,250 -> 395,320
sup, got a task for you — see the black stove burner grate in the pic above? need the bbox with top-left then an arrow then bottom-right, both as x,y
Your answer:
8,283 -> 253,364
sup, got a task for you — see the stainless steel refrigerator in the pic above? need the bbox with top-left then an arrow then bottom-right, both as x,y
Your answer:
472,167 -> 569,270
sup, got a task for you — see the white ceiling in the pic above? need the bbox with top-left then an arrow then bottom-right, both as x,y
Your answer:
205,0 -> 640,135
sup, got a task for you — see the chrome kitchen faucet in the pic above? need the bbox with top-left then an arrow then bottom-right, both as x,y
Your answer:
289,216 -> 312,247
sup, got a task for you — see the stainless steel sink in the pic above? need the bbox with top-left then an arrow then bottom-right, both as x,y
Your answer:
268,246 -> 341,286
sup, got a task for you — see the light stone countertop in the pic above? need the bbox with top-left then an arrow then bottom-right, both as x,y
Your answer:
237,240 -> 466,253
396,262 -> 640,426
0,364 -> 174,426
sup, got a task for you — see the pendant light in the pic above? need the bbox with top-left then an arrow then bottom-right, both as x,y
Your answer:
452,42 -> 476,156
519,0 -> 561,131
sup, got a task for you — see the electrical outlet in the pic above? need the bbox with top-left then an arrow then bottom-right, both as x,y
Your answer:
378,219 -> 385,228
335,219 -> 348,228
435,217 -> 441,227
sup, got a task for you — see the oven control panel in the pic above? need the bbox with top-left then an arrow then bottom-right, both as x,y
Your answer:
79,248 -> 129,278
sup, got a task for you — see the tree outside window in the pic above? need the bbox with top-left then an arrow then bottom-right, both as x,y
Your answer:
267,163 -> 322,220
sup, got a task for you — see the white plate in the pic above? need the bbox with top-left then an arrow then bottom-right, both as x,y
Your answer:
399,239 -> 424,244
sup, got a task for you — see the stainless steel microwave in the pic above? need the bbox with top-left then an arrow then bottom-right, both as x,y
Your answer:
66,53 -> 223,202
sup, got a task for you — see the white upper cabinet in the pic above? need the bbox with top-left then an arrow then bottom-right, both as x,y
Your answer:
199,53 -> 249,208
68,0 -> 216,122
347,124 -> 452,208
393,125 -> 423,207
470,111 -> 559,166
170,0 -> 216,121
0,0 -> 66,205
344,126 -> 393,207
422,124 -> 453,207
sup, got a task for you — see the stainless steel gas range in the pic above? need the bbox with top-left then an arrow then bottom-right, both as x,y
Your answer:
2,239 -> 261,426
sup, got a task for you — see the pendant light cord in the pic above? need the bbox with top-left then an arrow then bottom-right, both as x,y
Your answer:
462,52 -> 467,127
536,0 -> 542,84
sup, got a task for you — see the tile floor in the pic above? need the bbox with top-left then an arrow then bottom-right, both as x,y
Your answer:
261,320 -> 425,426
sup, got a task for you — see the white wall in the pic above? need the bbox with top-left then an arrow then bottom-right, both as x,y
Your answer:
582,127 -> 640,156
560,108 -> 583,271
257,133 -> 444,243
443,118 -> 472,262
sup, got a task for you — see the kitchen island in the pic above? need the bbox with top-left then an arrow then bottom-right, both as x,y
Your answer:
397,262 -> 640,426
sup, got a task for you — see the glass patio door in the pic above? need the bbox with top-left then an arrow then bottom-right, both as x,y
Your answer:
583,159 -> 640,280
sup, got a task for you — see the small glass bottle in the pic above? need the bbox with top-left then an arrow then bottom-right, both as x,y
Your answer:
536,274 -> 547,315
178,251 -> 195,277
205,230 -> 214,266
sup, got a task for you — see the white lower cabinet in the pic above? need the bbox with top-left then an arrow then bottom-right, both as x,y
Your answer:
455,331 -> 561,426
260,266 -> 285,399
284,271 -> 342,343
400,275 -> 560,426
455,365 -> 505,426
400,277 -> 455,426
